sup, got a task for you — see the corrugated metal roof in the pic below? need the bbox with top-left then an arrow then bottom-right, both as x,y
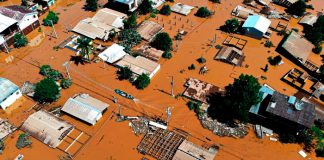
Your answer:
0,78 -> 19,103
98,43 -> 126,63
0,14 -> 17,32
242,15 -> 271,33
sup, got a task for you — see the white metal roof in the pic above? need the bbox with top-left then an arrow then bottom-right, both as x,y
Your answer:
0,14 -> 17,33
242,15 -> 271,34
98,43 -> 126,63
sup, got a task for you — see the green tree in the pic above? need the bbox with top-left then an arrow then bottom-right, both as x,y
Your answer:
16,133 -> 32,149
264,40 -> 274,48
305,27 -> 324,45
117,66 -> 133,80
286,0 -> 306,17
76,37 -> 93,61
208,74 -> 261,123
162,51 -> 172,59
195,7 -> 212,18
21,0 -> 28,6
138,0 -> 153,15
151,32 -> 173,51
85,0 -> 98,11
108,28 -> 117,41
123,13 -> 137,29
268,55 -> 282,65
222,18 -> 239,33
34,78 -> 60,103
13,33 -> 28,48
0,139 -> 4,152
43,11 -> 59,26
60,78 -> 72,89
313,45 -> 322,54
159,5 -> 171,15
118,29 -> 142,52
133,74 -> 150,89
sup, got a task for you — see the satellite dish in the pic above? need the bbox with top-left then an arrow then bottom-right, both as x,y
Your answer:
295,101 -> 304,111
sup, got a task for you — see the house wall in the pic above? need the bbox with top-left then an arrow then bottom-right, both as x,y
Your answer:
18,13 -> 39,31
149,64 -> 161,79
22,20 -> 40,35
243,27 -> 263,39
0,89 -> 22,110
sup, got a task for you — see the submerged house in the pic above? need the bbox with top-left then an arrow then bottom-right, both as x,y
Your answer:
272,0 -> 298,7
242,15 -> 271,39
249,85 -> 316,130
214,46 -> 245,66
0,78 -> 22,110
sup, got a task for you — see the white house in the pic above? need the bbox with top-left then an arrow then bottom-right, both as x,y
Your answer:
0,5 -> 40,35
0,78 -> 22,110
242,15 -> 271,39
98,43 -> 127,63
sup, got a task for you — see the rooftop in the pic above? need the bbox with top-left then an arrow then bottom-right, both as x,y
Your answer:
20,110 -> 74,148
299,14 -> 318,26
242,15 -> 271,33
183,78 -> 224,104
232,5 -> 255,19
136,44 -> 163,62
0,5 -> 34,21
0,14 -> 17,33
0,77 -> 19,103
137,20 -> 163,41
172,140 -> 217,160
0,119 -> 17,139
214,46 -> 245,66
98,43 -> 126,63
171,3 -> 194,16
281,31 -> 314,63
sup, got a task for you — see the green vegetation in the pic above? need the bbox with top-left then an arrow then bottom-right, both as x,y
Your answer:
313,45 -> 322,54
188,64 -> 195,70
123,13 -> 137,29
208,74 -> 261,123
118,29 -> 142,52
13,33 -> 28,48
222,18 -> 240,33
286,0 -> 306,17
138,0 -> 153,15
39,65 -> 64,81
85,0 -> 98,11
268,55 -> 282,66
197,57 -> 206,64
187,101 -> 202,114
77,37 -> 93,61
43,11 -> 59,26
117,66 -> 133,80
108,28 -> 117,41
195,7 -> 212,18
159,5 -> 171,15
21,0 -> 28,6
264,40 -> 274,48
151,32 -> 173,51
0,139 -> 4,153
133,74 -> 150,89
162,51 -> 172,59
34,78 -> 60,103
16,133 -> 32,149
60,78 -> 72,89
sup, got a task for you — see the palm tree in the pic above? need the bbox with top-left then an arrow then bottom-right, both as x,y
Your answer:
76,37 -> 93,62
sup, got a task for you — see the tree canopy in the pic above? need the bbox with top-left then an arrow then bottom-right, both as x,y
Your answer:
77,37 -> 93,61
195,7 -> 212,18
208,74 -> 261,123
85,0 -> 98,11
133,74 -> 150,89
43,11 -> 59,26
34,78 -> 60,103
286,0 -> 306,17
222,18 -> 240,33
305,15 -> 324,45
159,5 -> 171,15
117,66 -> 133,80
123,13 -> 137,29
118,29 -> 142,52
138,0 -> 153,15
21,0 -> 28,6
151,32 -> 173,51
13,33 -> 28,48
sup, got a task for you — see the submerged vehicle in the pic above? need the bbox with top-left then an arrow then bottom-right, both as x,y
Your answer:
115,89 -> 134,100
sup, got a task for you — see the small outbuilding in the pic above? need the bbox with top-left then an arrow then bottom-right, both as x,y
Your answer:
0,78 -> 22,110
242,15 -> 271,39
135,44 -> 163,61
20,110 -> 74,148
214,46 -> 245,66
98,43 -> 127,63
171,3 -> 194,16
61,94 -> 108,125
136,20 -> 163,42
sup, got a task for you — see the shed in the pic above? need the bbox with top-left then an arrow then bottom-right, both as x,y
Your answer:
98,43 -> 126,63
242,15 -> 271,39
0,78 -> 22,110
20,110 -> 74,148
214,46 -> 245,66
232,5 -> 255,19
171,3 -> 194,16
61,94 -> 109,125
115,55 -> 160,79
136,21 -> 163,41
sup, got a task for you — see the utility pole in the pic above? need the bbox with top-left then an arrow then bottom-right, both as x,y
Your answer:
50,20 -> 58,38
170,76 -> 174,98
166,107 -> 171,124
62,61 -> 71,80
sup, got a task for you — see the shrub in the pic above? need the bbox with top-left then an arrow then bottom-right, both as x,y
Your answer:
43,11 -> 59,26
16,133 -> 32,149
195,7 -> 212,18
162,51 -> 172,59
315,119 -> 324,130
85,0 -> 98,11
264,40 -> 273,48
313,45 -> 322,54
285,0 -> 306,17
133,74 -> 150,89
188,64 -> 195,70
221,18 -> 240,33
151,32 -> 173,51
197,57 -> 206,64
123,13 -> 137,29
13,33 -> 28,48
60,78 -> 72,89
118,29 -> 142,51
138,0 -> 153,14
159,5 -> 171,15
268,55 -> 282,65
117,66 -> 133,80
34,78 -> 60,103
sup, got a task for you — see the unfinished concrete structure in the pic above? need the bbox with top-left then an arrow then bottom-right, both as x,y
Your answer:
21,110 -> 74,148
137,129 -> 186,160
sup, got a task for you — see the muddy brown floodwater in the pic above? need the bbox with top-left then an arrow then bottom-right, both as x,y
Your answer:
0,0 -> 323,159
